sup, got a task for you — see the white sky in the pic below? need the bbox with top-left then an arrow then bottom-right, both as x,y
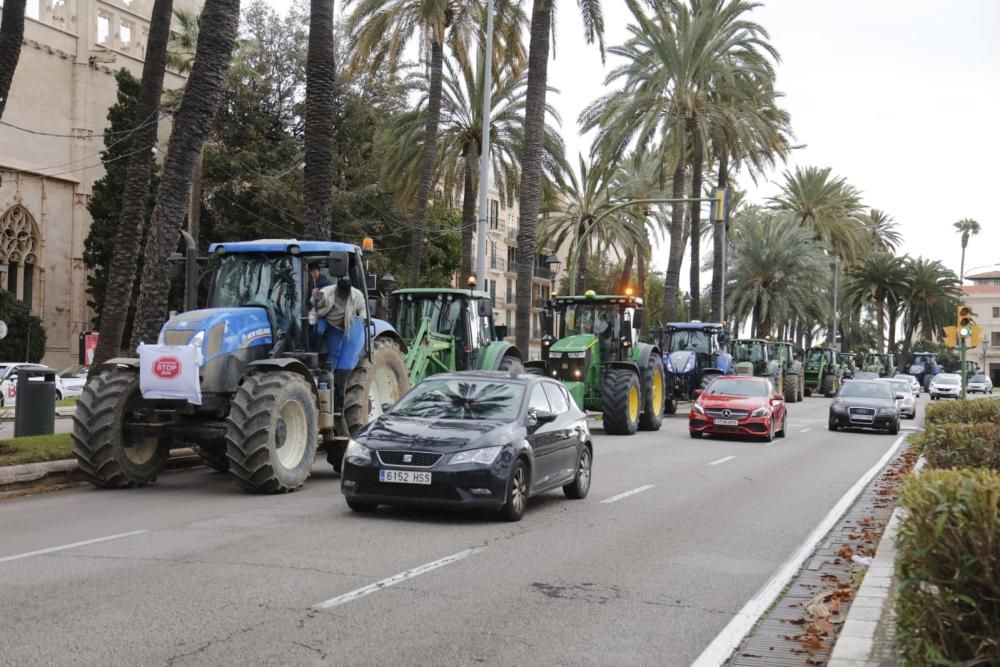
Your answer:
270,0 -> 1000,283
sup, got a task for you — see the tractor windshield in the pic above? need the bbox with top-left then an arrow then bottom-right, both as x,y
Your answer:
210,254 -> 300,336
393,296 -> 464,341
806,349 -> 831,365
667,330 -> 710,354
732,341 -> 765,363
562,304 -> 620,339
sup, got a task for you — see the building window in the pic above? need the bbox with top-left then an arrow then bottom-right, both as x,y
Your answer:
993,306 -> 999,319
490,200 -> 500,229
97,10 -> 111,44
993,332 -> 1000,347
506,279 -> 514,303
0,204 -> 41,307
507,247 -> 517,268
120,19 -> 133,48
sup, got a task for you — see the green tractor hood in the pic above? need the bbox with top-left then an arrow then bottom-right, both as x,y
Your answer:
550,334 -> 598,354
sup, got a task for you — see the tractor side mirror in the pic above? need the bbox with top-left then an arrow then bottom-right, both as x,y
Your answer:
327,250 -> 349,279
494,324 -> 508,340
366,274 -> 377,292
381,402 -> 394,413
477,299 -> 492,318
633,310 -> 644,332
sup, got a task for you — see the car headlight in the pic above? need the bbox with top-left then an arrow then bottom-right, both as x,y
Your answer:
750,406 -> 770,417
345,439 -> 371,464
878,407 -> 896,415
449,446 -> 503,466
692,403 -> 705,415
831,401 -> 847,413
189,330 -> 205,349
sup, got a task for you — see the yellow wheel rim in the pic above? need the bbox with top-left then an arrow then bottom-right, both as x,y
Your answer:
628,385 -> 640,422
651,370 -> 664,415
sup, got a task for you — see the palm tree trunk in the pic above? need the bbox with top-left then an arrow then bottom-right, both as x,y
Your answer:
303,0 -> 337,240
875,291 -> 886,353
460,153 -> 476,281
92,0 -> 173,365
711,151 -> 727,322
576,242 -> 590,294
959,240 -> 967,283
887,304 -> 898,359
662,157 -> 686,323
514,0 -> 551,354
0,0 -> 26,119
689,122 -> 703,319
618,248 -> 634,294
637,250 -> 647,299
130,0 -> 241,349
407,38 -> 445,285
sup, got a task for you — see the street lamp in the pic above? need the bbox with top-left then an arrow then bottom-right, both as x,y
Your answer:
544,253 -> 561,296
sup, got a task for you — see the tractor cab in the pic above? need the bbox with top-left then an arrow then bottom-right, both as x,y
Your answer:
731,339 -> 772,376
650,321 -> 730,414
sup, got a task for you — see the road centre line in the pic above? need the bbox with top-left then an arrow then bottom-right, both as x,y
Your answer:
708,456 -> 736,466
313,548 -> 481,610
600,484 -> 655,504
691,434 -> 907,667
0,530 -> 150,563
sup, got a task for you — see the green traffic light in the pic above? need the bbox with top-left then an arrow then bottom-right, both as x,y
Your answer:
960,326 -> 972,337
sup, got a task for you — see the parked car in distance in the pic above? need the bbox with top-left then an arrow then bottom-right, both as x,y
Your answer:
829,380 -> 901,434
893,373 -> 922,395
880,378 -> 916,419
341,371 -> 593,522
929,373 -> 962,400
0,363 -> 66,406
966,374 -> 993,394
688,375 -> 787,442
58,365 -> 90,398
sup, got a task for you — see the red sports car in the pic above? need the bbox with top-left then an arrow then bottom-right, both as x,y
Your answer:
688,375 -> 788,442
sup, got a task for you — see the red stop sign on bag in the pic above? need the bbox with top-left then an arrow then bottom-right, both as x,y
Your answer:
152,357 -> 182,379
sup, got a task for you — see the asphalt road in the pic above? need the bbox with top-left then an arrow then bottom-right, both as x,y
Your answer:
0,393 -> 924,666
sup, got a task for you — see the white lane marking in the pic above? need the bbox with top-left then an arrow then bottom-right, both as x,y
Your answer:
0,530 -> 149,563
313,548 -> 480,610
800,428 -> 812,433
708,456 -> 736,466
691,434 -> 907,667
600,484 -> 655,504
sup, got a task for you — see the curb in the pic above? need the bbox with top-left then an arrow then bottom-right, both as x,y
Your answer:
0,407 -> 76,423
0,448 -> 203,495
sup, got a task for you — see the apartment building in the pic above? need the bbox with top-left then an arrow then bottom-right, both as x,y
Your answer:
962,269 -> 1000,386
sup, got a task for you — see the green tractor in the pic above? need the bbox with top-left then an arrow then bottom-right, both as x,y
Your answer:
838,352 -> 859,380
774,341 -> 804,402
527,291 -> 665,435
388,288 -> 521,383
802,345 -> 843,397
730,338 -> 784,394
862,353 -> 896,377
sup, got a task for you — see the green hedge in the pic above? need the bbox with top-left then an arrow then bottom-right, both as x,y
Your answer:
924,398 -> 1000,427
895,469 -> 1000,665
912,423 -> 1000,472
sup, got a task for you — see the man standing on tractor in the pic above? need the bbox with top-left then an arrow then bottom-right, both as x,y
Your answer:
312,276 -> 366,370
308,262 -> 333,349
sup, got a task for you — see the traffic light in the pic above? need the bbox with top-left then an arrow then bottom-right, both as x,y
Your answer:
957,304 -> 974,338
942,326 -> 958,348
969,324 -> 985,347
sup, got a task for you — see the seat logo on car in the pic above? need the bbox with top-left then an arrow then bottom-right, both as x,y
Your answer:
403,454 -> 412,463
722,409 -> 732,418
152,357 -> 182,379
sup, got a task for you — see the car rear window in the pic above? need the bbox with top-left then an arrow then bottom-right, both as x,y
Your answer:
390,379 -> 524,420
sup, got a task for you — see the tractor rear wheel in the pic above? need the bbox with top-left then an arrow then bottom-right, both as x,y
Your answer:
820,373 -> 836,398
601,368 -> 641,435
498,354 -> 522,373
783,373 -> 799,404
344,338 -> 410,436
225,371 -> 318,493
72,368 -> 169,488
197,445 -> 229,472
638,354 -> 665,432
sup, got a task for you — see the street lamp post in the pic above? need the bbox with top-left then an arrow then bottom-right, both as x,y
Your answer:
544,253 -> 561,297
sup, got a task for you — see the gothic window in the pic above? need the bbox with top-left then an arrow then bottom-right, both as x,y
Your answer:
0,204 -> 41,307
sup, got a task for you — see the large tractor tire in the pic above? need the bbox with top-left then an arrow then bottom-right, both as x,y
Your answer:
225,371 -> 319,493
638,354 -> 665,431
783,373 -> 799,404
71,367 -> 169,488
820,373 -> 836,398
601,368 -> 641,435
498,354 -> 522,373
344,338 -> 410,435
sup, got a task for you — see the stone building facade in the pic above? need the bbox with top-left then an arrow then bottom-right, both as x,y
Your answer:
0,0 -> 198,369
962,269 -> 1000,386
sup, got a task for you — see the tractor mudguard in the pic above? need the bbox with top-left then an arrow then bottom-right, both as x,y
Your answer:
632,343 -> 658,370
370,319 -> 407,354
96,357 -> 139,371
605,360 -> 639,374
478,341 -> 520,371
246,358 -> 317,393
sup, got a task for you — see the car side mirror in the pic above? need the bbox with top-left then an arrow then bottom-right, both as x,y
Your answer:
534,410 -> 557,424
692,388 -> 703,398
381,402 -> 393,413
895,393 -> 904,400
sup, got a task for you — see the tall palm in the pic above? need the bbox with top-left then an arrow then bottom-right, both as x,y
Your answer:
612,149 -> 672,293
843,252 -> 908,353
302,0 -> 337,239
92,0 -> 175,365
899,257 -> 961,363
346,0 -> 476,285
166,9 -> 200,73
131,0 -> 242,347
953,217 -> 980,282
581,0 -> 779,324
513,0 -> 605,354
859,208 -> 901,253
0,0 -> 26,119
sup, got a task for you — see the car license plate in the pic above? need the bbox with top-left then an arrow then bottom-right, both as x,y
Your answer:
714,418 -> 739,426
379,469 -> 432,485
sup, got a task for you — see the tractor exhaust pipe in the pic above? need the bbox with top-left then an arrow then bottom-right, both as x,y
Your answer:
179,230 -> 198,313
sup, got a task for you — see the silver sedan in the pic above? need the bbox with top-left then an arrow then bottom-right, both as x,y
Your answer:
881,378 -> 916,419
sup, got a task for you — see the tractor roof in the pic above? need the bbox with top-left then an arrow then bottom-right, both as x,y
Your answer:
393,288 -> 492,300
207,239 -> 361,254
554,294 -> 643,306
733,338 -> 770,344
664,321 -> 726,331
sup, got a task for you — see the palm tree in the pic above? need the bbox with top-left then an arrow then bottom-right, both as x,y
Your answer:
725,211 -> 826,338
859,208 -> 901,253
843,252 -> 908,353
165,9 -> 200,73
303,0 -> 337,240
899,257 -> 961,364
953,217 -> 981,282
130,0 -> 242,348
92,0 -> 175,365
0,0 -> 26,120
581,0 -> 779,324
513,0 -> 605,354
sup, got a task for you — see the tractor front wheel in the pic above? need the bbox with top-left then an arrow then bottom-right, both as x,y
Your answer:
225,371 -> 318,493
783,373 -> 799,404
71,368 -> 169,488
601,368 -> 641,435
638,354 -> 665,432
344,338 -> 410,436
820,374 -> 836,398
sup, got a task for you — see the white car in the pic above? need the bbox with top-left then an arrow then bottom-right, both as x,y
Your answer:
929,373 -> 962,400
894,373 -> 922,395
0,363 -> 66,406
881,378 -> 916,419
58,365 -> 90,398
966,374 -> 993,394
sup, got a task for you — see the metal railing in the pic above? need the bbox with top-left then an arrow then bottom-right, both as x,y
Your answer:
488,256 -> 506,272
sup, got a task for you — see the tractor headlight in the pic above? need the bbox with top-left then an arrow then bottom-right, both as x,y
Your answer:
750,406 -> 770,418
345,439 -> 371,465
189,331 -> 205,349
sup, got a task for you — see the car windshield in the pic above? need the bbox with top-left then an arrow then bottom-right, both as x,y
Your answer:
970,375 -> 987,382
390,379 -> 524,420
935,375 -> 960,386
839,382 -> 893,399
561,304 -> 620,338
704,378 -> 769,397
668,330 -> 710,353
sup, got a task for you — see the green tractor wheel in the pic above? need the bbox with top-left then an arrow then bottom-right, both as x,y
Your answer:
601,368 -> 641,436
498,354 -> 522,372
782,373 -> 799,404
638,354 -> 665,432
820,373 -> 836,398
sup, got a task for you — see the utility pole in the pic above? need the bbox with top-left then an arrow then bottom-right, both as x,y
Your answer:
474,0 -> 495,290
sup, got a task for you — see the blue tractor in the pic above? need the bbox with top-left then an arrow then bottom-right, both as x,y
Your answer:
652,322 -> 731,414
72,240 -> 410,493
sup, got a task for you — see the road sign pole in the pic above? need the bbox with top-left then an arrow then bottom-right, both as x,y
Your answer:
960,338 -> 967,400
